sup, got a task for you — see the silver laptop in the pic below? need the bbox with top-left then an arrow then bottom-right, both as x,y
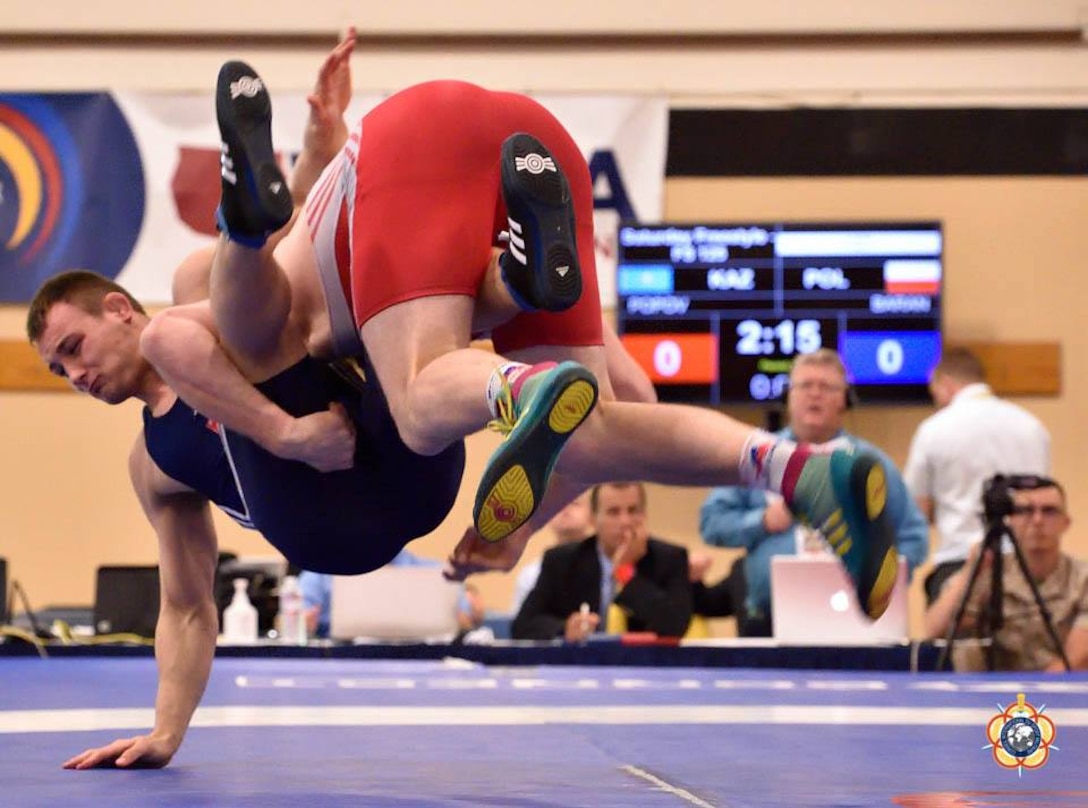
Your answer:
329,566 -> 462,641
771,555 -> 909,645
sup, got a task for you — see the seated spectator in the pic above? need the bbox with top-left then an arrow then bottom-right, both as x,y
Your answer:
699,349 -> 928,636
923,476 -> 1088,672
688,550 -> 741,619
509,491 -> 594,615
300,549 -> 484,639
512,481 -> 692,641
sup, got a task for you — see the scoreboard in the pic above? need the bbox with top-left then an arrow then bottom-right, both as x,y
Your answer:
616,223 -> 943,405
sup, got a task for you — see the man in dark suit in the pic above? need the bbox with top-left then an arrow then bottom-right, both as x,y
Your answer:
512,481 -> 692,641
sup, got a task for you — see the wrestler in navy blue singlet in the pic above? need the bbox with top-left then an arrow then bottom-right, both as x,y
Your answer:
142,399 -> 254,528
143,356 -> 466,575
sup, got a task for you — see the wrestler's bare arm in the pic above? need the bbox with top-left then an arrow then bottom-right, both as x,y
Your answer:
290,27 -> 355,204
140,301 -> 356,473
64,438 -> 219,770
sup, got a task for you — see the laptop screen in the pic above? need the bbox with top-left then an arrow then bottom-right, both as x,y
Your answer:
770,555 -> 909,645
329,567 -> 462,641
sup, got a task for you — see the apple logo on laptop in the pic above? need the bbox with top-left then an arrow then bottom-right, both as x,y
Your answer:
829,590 -> 851,613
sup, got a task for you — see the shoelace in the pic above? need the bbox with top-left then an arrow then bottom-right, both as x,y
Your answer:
487,373 -> 518,438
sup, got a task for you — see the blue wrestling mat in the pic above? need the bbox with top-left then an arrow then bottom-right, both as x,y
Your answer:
2,657 -> 1086,807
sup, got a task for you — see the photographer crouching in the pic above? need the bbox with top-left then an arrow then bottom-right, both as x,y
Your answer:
924,475 -> 1088,672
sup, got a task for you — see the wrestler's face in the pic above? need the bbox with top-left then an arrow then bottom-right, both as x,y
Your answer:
34,295 -> 148,404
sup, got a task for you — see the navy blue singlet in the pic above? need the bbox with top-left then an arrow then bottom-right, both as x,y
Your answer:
142,399 -> 253,528
145,356 -> 466,575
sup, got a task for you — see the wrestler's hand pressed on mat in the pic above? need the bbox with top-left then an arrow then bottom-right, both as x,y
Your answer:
63,734 -> 177,770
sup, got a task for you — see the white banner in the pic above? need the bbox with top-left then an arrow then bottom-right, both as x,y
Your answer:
113,90 -> 667,306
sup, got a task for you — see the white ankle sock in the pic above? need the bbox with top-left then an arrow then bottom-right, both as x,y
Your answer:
485,362 -> 529,418
738,430 -> 800,492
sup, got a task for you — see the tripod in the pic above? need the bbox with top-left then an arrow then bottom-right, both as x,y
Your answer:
936,514 -> 1071,672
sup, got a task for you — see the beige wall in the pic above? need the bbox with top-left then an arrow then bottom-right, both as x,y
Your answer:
5,1 -> 1083,37
1,4 -> 1086,637
3,1 -> 1088,104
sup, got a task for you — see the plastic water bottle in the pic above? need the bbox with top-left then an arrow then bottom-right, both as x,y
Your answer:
277,575 -> 307,645
222,578 -> 259,644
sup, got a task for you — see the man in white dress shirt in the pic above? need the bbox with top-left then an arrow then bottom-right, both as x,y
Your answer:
904,347 -> 1051,603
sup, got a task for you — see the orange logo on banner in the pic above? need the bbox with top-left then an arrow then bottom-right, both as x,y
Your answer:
620,333 -> 718,385
984,693 -> 1058,776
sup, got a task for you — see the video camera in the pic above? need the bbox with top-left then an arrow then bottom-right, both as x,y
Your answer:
982,473 -> 1056,524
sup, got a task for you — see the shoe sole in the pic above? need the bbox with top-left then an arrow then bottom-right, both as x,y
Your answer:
216,61 -> 293,237
830,453 -> 900,620
500,133 -> 582,312
474,365 -> 599,542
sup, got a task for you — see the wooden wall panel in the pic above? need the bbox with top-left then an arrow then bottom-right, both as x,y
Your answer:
951,341 -> 1061,396
0,338 -> 1061,395
0,340 -> 69,392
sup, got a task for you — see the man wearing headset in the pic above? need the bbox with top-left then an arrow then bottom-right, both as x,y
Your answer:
699,349 -> 928,636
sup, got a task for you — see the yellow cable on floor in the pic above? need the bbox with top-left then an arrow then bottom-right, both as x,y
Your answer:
51,620 -> 154,647
0,625 -> 48,658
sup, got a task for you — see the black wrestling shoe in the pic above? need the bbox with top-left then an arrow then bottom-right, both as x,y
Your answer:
214,60 -> 293,248
498,133 -> 582,312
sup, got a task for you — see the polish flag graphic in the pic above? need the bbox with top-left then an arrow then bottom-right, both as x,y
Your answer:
883,260 -> 941,295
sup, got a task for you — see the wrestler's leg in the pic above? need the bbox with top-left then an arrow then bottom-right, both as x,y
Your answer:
209,239 -> 308,380
498,342 -> 900,620
358,295 -> 500,456
210,60 -> 316,381
504,343 -> 749,485
354,120 -> 597,472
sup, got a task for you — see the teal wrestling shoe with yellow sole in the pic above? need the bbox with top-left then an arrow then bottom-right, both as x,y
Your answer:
787,449 -> 900,620
474,361 -> 598,543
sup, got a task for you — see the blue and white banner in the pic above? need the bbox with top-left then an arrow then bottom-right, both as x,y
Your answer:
0,94 -> 145,303
0,90 -> 666,306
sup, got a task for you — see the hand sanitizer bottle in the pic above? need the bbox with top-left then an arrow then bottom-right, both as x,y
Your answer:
222,577 -> 259,644
277,575 -> 307,646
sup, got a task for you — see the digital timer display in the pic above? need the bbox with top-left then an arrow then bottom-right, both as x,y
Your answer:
616,222 -> 943,405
